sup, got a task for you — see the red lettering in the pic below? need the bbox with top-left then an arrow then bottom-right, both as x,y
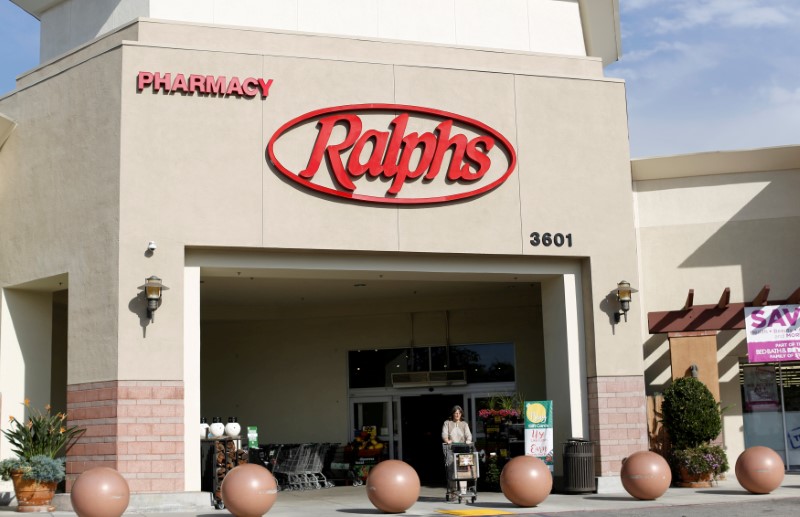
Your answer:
226,77 -> 244,96
267,105 -> 517,204
390,132 -> 437,194
242,77 -> 259,97
258,78 -> 273,98
138,72 -> 273,98
189,74 -> 206,94
206,76 -> 226,94
425,120 -> 468,181
347,129 -> 389,177
153,72 -> 171,92
301,114 -> 362,191
461,136 -> 494,180
137,72 -> 154,91
381,114 -> 408,180
299,113 -> 498,195
172,74 -> 188,93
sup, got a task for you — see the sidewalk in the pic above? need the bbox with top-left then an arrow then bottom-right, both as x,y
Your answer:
1,473 -> 798,516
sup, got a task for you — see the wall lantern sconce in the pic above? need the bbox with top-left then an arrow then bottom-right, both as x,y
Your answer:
140,275 -> 169,322
614,280 -> 637,323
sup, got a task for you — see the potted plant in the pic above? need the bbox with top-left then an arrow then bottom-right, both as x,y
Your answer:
661,377 -> 728,486
0,400 -> 84,511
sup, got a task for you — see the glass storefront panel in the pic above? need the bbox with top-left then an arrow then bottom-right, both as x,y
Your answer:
348,343 -> 515,388
741,361 -> 800,470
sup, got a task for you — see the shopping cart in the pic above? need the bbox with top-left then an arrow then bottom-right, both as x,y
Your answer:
443,443 -> 479,503
271,443 -> 335,490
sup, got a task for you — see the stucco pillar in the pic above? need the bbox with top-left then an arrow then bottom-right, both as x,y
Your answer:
541,274 -> 588,476
183,266 -> 201,490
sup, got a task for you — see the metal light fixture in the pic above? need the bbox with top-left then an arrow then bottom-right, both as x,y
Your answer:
140,275 -> 169,322
614,280 -> 637,323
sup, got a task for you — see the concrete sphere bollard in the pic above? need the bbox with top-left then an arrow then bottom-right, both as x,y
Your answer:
735,446 -> 785,494
366,460 -> 421,513
70,467 -> 130,517
221,464 -> 278,517
620,451 -> 671,500
499,456 -> 552,507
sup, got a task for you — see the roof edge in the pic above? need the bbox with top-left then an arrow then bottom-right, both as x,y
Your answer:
632,145 -> 800,181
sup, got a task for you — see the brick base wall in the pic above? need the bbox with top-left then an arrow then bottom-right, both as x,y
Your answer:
587,375 -> 648,476
66,380 -> 184,492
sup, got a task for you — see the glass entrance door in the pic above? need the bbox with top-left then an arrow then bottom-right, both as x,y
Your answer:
741,361 -> 800,470
350,398 -> 398,459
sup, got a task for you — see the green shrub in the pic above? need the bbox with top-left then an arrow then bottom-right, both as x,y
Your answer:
661,377 -> 722,449
0,455 -> 66,483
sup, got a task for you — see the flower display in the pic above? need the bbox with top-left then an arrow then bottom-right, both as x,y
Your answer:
477,409 -> 520,420
671,444 -> 729,479
0,400 -> 84,483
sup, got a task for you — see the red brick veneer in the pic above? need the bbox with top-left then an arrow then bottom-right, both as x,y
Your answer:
587,376 -> 648,476
66,381 -> 184,492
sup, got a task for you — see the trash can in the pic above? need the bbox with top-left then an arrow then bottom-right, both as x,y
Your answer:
562,438 -> 595,493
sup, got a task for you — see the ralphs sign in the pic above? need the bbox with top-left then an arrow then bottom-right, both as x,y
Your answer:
267,104 -> 517,204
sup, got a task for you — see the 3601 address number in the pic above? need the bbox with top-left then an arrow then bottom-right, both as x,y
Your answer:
529,232 -> 572,247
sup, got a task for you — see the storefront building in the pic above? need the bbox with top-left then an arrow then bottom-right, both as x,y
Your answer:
633,145 -> 800,470
2,0 -> 795,499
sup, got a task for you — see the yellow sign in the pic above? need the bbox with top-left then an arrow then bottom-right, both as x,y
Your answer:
526,402 -> 547,424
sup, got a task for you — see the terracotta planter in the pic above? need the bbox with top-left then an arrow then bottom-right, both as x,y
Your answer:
676,467 -> 714,488
10,470 -> 57,512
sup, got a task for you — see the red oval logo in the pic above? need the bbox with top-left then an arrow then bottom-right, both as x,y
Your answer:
267,104 -> 517,205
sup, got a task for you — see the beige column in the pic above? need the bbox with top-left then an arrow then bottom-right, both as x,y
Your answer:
183,266 -> 201,491
542,274 -> 588,476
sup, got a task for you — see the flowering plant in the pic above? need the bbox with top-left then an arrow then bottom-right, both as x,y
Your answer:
0,400 -> 84,483
671,444 -> 729,479
477,408 -> 520,420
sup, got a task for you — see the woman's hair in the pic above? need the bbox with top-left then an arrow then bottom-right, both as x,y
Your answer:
449,405 -> 464,421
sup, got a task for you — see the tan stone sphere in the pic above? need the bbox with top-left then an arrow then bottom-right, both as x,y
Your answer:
220,463 -> 278,517
735,446 -> 785,494
366,460 -> 421,513
499,455 -> 552,507
620,451 -> 671,500
70,467 -> 130,517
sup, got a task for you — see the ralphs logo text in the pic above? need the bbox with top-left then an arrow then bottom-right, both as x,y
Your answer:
267,104 -> 517,205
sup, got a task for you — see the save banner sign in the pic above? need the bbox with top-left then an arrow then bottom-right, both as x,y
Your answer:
524,400 -> 553,472
744,304 -> 800,362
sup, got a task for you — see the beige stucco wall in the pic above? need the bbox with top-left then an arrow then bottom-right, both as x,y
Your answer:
634,155 -> 800,464
114,20 -> 641,381
0,47 -> 122,384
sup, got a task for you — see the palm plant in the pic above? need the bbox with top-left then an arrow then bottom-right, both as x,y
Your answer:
0,400 -> 84,482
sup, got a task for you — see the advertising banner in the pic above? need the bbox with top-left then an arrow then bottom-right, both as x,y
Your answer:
524,400 -> 553,472
744,305 -> 800,362
742,366 -> 781,412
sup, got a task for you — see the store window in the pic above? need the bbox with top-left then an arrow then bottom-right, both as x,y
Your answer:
348,343 -> 515,389
740,361 -> 800,470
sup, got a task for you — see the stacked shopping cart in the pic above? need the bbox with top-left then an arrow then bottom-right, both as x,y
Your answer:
270,443 -> 335,491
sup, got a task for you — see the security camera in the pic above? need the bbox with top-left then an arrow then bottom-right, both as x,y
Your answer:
147,241 -> 157,252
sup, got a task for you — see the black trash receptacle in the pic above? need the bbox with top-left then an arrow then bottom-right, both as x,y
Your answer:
562,438 -> 595,494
